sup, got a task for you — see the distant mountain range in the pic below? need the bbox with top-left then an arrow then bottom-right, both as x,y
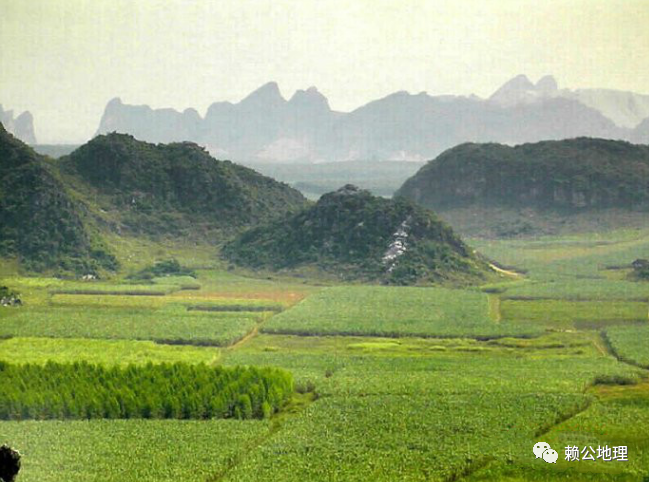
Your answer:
95,75 -> 649,163
0,105 -> 36,144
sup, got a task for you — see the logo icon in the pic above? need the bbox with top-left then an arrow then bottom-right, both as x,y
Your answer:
543,448 -> 558,463
533,442 -> 558,463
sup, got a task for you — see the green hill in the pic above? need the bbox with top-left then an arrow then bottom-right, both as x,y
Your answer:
396,138 -> 649,237
222,185 -> 492,285
60,133 -> 308,237
0,123 -> 116,273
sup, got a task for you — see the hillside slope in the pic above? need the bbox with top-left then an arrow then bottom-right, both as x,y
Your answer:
0,123 -> 116,272
222,185 -> 492,285
397,138 -> 649,237
60,133 -> 308,237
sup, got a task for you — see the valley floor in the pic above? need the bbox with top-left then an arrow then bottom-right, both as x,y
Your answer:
2,229 -> 649,481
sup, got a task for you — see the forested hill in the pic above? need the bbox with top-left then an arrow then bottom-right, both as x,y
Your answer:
396,138 -> 649,236
0,123 -> 116,273
60,133 -> 308,237
223,185 -> 492,285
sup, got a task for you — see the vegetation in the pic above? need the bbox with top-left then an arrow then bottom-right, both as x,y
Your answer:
605,325 -> 649,368
397,138 -> 649,236
0,419 -> 269,482
127,258 -> 196,280
223,185 -> 492,285
0,286 -> 21,306
2,150 -> 649,481
60,133 -> 307,238
0,305 -> 263,345
500,299 -> 647,329
0,123 -> 117,273
221,333 -> 644,482
0,337 -> 220,366
262,286 -> 542,338
503,279 -> 649,301
0,361 -> 293,420
631,259 -> 649,280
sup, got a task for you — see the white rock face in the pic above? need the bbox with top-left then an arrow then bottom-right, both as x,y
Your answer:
383,218 -> 410,273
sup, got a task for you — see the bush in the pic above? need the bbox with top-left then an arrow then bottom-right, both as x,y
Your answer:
128,259 -> 196,280
592,374 -> 638,386
631,259 -> 649,280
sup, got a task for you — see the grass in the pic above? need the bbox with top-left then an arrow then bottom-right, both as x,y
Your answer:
605,324 -> 649,368
50,293 -> 285,311
50,285 -> 180,296
503,279 -> 649,301
501,300 -> 648,330
0,419 -> 269,482
466,381 -> 649,481
470,227 -> 649,281
0,305 -> 263,346
262,286 -> 542,339
218,332 -> 645,481
0,337 -> 220,365
4,227 -> 649,480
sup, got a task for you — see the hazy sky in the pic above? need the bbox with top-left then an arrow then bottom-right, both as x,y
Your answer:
1,0 -> 649,143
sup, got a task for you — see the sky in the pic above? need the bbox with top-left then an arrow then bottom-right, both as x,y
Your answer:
1,0 -> 649,144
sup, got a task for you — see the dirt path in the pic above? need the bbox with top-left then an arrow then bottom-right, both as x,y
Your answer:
592,332 -> 613,357
488,262 -> 523,279
228,312 -> 275,350
228,324 -> 261,350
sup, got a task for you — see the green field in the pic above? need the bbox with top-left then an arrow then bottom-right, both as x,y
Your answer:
2,228 -> 649,480
503,279 -> 649,301
605,325 -> 649,368
0,419 -> 269,482
263,286 -> 542,339
501,299 -> 647,329
0,305 -> 263,345
0,337 -> 220,365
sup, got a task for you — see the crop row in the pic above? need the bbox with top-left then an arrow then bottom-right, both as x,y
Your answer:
0,305 -> 263,346
262,286 -> 542,339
